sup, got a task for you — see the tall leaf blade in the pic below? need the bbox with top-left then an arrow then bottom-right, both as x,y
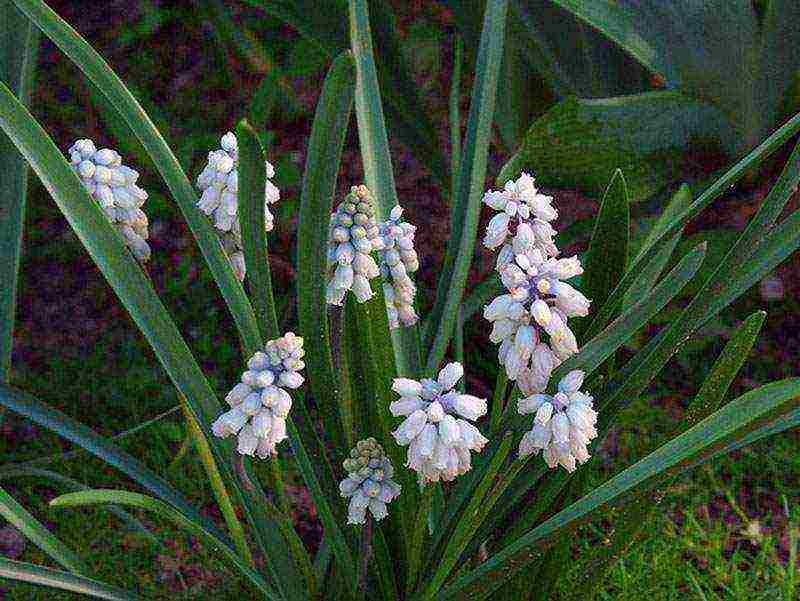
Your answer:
296,52 -> 356,467
348,0 -> 421,377
442,379 -> 800,598
0,558 -> 136,601
0,3 -> 38,381
424,0 -> 509,373
11,0 -> 263,354
236,119 -> 279,340
580,168 -> 630,331
0,486 -> 88,575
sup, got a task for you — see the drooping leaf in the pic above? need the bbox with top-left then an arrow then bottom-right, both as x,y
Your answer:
0,486 -> 88,575
0,558 -> 136,601
498,92 -> 728,201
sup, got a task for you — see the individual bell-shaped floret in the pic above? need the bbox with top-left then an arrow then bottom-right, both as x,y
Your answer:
211,332 -> 304,458
339,438 -> 401,525
68,139 -> 151,262
326,185 -> 384,305
390,362 -> 488,485
379,205 -> 420,328
196,131 -> 281,281
517,370 -> 597,472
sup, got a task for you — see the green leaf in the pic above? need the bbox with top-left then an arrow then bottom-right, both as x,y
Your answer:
11,0 -> 262,355
0,2 -> 38,381
49,490 -> 279,599
236,119 -> 279,340
549,0 -> 800,153
0,486 -> 87,575
297,52 -> 355,468
0,558 -> 136,601
348,0 -> 421,377
582,112 -> 800,341
0,384 -> 219,539
580,169 -> 630,330
498,92 -> 728,201
424,0 -> 509,373
442,378 -> 800,598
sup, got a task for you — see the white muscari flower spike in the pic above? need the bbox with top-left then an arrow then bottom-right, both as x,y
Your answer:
196,131 -> 280,281
339,438 -> 401,525
326,185 -> 384,306
68,139 -> 151,262
212,332 -> 304,458
390,362 -> 488,485
517,370 -> 597,472
379,205 -> 420,328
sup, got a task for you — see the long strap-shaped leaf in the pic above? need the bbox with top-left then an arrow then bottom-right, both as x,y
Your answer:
348,0 -> 421,378
424,0 -> 509,373
0,82 -> 298,598
49,490 -> 279,600
297,52 -> 356,468
441,378 -> 800,598
0,486 -> 88,575
0,558 -> 137,601
0,2 -> 39,382
10,0 -> 262,354
582,112 -> 800,341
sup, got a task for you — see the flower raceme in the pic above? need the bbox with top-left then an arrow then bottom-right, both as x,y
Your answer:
482,173 -> 590,386
379,205 -> 420,329
212,332 -> 304,459
326,185 -> 384,305
339,438 -> 401,525
518,370 -> 598,472
390,363 -> 488,485
196,132 -> 280,281
68,139 -> 151,262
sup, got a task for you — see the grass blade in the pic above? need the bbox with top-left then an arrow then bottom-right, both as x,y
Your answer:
0,486 -> 88,575
0,2 -> 38,382
580,168 -> 629,331
424,0 -> 509,373
442,378 -> 800,598
49,489 -> 279,599
236,119 -> 279,340
0,558 -> 136,601
297,51 -> 356,468
11,0 -> 262,354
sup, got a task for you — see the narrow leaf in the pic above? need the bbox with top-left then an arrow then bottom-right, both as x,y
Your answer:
0,558 -> 136,601
425,0 -> 509,373
0,486 -> 87,575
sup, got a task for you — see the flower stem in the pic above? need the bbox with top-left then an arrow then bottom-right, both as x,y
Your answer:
356,516 -> 373,597
181,400 -> 254,567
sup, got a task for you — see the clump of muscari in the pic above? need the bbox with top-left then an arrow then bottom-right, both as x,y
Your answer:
482,172 -> 590,386
339,438 -> 401,525
196,131 -> 280,281
518,370 -> 597,472
326,185 -> 384,305
379,205 -> 419,329
391,362 -> 488,485
68,139 -> 151,262
212,332 -> 304,459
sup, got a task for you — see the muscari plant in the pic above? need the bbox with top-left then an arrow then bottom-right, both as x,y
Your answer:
1,0 -> 799,599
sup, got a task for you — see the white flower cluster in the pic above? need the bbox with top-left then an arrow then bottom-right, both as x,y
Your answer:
482,173 -> 590,388
326,185 -> 384,305
339,438 -> 401,525
196,132 -> 280,281
518,370 -> 597,472
212,332 -> 304,459
391,363 -> 488,485
379,206 -> 419,329
68,139 -> 150,262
